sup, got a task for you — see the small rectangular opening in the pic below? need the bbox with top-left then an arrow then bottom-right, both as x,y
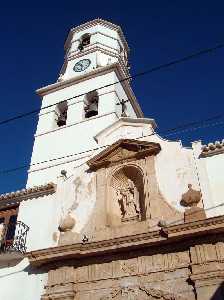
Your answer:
0,206 -> 18,250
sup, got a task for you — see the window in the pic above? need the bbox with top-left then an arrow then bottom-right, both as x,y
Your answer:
84,91 -> 99,118
78,33 -> 91,51
55,101 -> 68,127
0,206 -> 18,250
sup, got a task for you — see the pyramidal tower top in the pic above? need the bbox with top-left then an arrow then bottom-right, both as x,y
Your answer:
27,19 -> 155,187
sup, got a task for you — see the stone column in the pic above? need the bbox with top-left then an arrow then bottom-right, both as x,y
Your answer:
190,242 -> 224,300
41,266 -> 76,300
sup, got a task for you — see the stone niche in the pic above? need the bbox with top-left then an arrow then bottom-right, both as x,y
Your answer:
109,165 -> 145,225
86,139 -> 182,235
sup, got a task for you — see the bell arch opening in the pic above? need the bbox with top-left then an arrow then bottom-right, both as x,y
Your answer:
55,101 -> 68,127
84,90 -> 99,118
78,33 -> 91,50
109,165 -> 146,225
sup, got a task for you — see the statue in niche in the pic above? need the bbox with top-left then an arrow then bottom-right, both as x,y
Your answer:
117,179 -> 140,221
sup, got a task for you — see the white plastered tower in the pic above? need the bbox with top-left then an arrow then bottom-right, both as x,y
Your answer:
27,19 -> 146,187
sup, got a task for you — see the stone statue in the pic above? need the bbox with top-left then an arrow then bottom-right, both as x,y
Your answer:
117,179 -> 140,220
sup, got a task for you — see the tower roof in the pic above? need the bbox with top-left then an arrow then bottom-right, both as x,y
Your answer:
64,18 -> 129,52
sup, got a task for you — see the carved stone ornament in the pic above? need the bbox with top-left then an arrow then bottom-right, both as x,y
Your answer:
180,184 -> 201,208
58,214 -> 78,245
100,285 -> 185,300
87,139 -> 161,171
180,184 -> 206,223
58,214 -> 76,232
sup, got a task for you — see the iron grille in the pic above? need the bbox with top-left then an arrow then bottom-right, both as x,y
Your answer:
0,221 -> 29,254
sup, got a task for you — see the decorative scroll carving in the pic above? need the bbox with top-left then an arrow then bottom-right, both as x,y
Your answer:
101,285 -> 185,300
72,251 -> 190,283
190,242 -> 224,265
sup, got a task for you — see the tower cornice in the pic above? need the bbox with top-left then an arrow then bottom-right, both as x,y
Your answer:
59,45 -> 130,80
36,63 -> 144,117
65,18 -> 129,53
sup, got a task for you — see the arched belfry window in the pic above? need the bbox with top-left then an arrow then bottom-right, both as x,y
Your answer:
84,91 -> 99,118
55,101 -> 68,127
78,33 -> 91,51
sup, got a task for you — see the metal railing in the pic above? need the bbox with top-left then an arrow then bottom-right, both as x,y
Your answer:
0,221 -> 29,254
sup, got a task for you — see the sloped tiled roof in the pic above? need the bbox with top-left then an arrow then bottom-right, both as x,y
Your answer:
0,183 -> 56,209
201,140 -> 224,157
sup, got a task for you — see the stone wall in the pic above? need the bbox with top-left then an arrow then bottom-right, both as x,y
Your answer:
40,238 -> 224,300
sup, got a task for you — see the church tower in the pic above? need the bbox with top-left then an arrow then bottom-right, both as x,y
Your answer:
27,19 -> 145,187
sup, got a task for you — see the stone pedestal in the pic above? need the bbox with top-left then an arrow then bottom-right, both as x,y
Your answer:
184,207 -> 206,223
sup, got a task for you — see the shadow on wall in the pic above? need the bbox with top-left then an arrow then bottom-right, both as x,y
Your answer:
211,282 -> 224,300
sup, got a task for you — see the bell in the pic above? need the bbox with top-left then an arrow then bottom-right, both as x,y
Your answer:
85,97 -> 98,118
78,43 -> 84,51
57,115 -> 66,127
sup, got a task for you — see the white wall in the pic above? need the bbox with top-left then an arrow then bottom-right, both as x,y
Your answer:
0,259 -> 47,300
28,67 -> 140,187
18,194 -> 59,251
205,154 -> 224,215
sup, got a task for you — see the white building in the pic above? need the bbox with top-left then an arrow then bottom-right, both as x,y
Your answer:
0,19 -> 223,300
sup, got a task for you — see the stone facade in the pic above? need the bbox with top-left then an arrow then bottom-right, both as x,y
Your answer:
29,216 -> 224,300
26,138 -> 224,300
0,19 -> 224,300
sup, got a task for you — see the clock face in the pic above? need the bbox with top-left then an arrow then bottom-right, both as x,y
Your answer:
73,59 -> 91,72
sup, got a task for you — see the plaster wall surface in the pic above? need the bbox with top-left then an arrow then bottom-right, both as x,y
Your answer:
0,258 -> 47,300
18,194 -> 58,251
0,192 -> 59,300
27,112 -> 118,187
192,141 -> 224,217
56,166 -> 97,235
148,135 -> 200,212
204,154 -> 224,217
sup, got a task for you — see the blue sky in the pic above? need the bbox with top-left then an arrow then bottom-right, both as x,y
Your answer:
0,0 -> 224,193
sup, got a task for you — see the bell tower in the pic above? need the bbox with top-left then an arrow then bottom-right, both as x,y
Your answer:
27,19 -> 144,187
58,18 -> 130,81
